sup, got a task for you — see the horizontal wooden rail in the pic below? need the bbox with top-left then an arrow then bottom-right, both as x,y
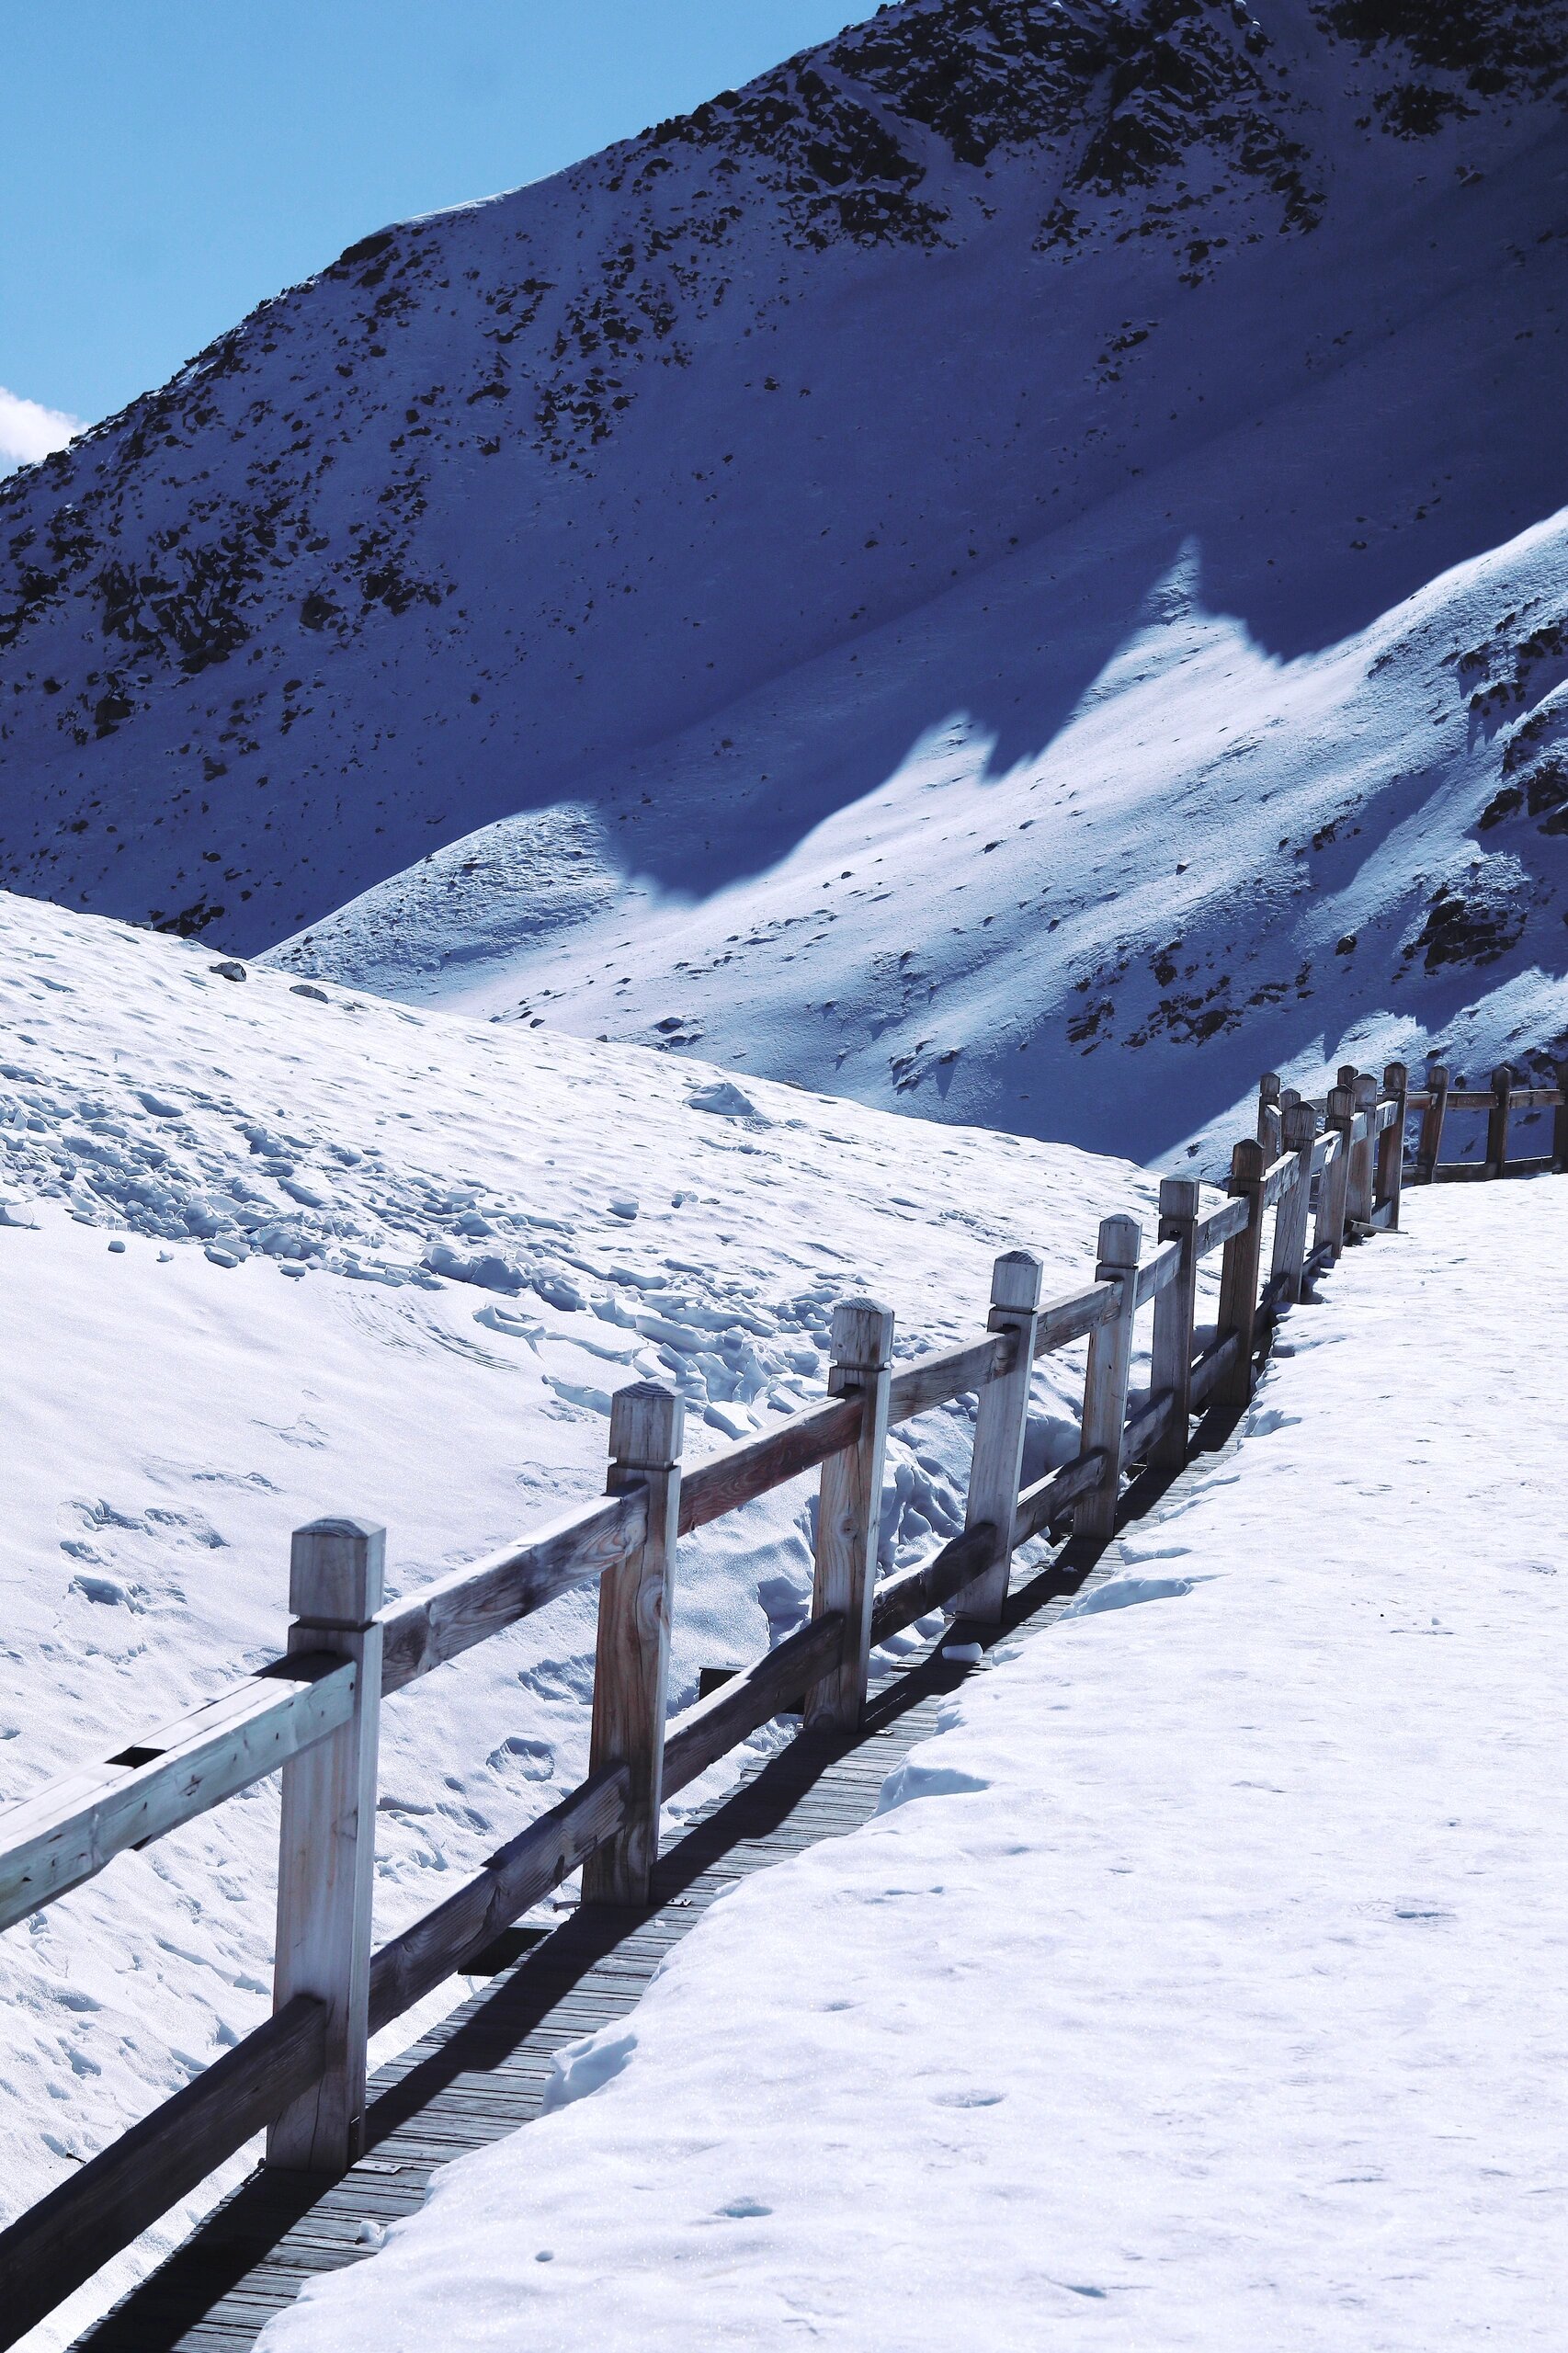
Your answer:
379,1492 -> 647,1696
1033,1279 -> 1119,1355
1132,1236 -> 1181,1309
679,1395 -> 862,1530
0,1993 -> 328,2342
869,1527 -> 994,1649
1194,1195 -> 1250,1256
663,1614 -> 847,1796
1121,1386 -> 1178,1463
1259,1150 -> 1301,1211
0,1657 -> 355,1934
1012,1448 -> 1108,1548
1189,1328 -> 1243,1411
366,1766 -> 631,2034
887,1332 -> 1009,1424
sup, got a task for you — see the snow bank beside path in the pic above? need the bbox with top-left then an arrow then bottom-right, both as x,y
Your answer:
0,892 -> 1154,2345
267,1182 -> 1568,2353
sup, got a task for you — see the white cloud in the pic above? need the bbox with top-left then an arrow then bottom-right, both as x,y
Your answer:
0,386 -> 85,474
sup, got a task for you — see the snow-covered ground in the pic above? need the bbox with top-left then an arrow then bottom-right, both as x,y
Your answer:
0,889 -> 1159,2346
261,1176 -> 1568,2353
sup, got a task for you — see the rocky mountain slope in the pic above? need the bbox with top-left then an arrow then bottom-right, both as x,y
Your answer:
2,0 -> 1566,1160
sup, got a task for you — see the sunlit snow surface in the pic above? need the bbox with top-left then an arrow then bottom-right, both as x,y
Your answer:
262,1179 -> 1568,2353
0,890 -> 1153,2345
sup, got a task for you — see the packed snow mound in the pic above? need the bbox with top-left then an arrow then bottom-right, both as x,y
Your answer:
0,886 -> 1153,2341
256,1176 -> 1568,2353
1,1 -> 1565,1156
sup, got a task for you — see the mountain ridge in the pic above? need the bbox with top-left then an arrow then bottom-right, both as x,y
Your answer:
2,0 -> 1566,1160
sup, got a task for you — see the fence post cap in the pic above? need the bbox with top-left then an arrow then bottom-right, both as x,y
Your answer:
1094,1211 -> 1142,1270
1229,1138 -> 1267,1185
289,1518 -> 385,1625
988,1248 -> 1044,1312
1327,1084 -> 1355,1120
1336,1063 -> 1358,1088
1259,1071 -> 1281,1100
1382,1061 -> 1408,1091
1158,1175 -> 1200,1218
1283,1101 -> 1316,1147
608,1381 -> 685,1468
1492,1063 -> 1515,1092
1353,1072 -> 1378,1107
828,1297 -> 896,1368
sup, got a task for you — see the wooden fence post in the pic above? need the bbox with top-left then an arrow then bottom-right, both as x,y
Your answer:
1416,1064 -> 1449,1183
1376,1061 -> 1408,1228
1271,1100 -> 1317,1302
1215,1140 -> 1267,1406
1346,1073 -> 1378,1226
582,1383 -> 683,1907
267,1518 -> 384,2174
1256,1072 -> 1282,1157
804,1300 -> 894,1732
1318,1084 -> 1355,1258
1074,1215 -> 1141,1543
953,1252 -> 1043,1625
1555,1061 -> 1568,1174
1487,1063 -> 1514,1177
1150,1180 -> 1199,1473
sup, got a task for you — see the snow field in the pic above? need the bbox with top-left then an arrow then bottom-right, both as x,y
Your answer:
262,1178 -> 1568,2352
0,891 -> 1161,2345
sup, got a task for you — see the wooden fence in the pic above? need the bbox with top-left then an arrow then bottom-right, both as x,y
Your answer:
1256,1058 -> 1568,1187
0,1052 -> 1559,2339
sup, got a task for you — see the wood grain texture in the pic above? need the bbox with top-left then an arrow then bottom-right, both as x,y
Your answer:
1215,1140 -> 1267,1409
868,1529 -> 994,1648
1346,1074 -> 1378,1223
1074,1215 -> 1141,1542
378,1493 -> 647,1697
663,1617 -> 846,1797
1132,1235 -> 1182,1308
1032,1279 -> 1118,1356
1259,1150 -> 1301,1211
0,1995 -> 327,2347
1012,1449 -> 1107,1547
583,1386 -> 683,1908
1121,1387 -> 1177,1464
0,1659 -> 353,1934
887,1332 -> 1009,1425
1412,1063 -> 1449,1176
804,1302 -> 894,1733
678,1397 -> 862,1532
1317,1085 -> 1355,1258
1189,1328 -> 1244,1411
1376,1062 -> 1408,1231
953,1251 -> 1044,1625
368,1768 -> 630,2032
1150,1177 -> 1199,1473
1487,1064 -> 1514,1177
1194,1194 -> 1250,1257
268,1519 -> 384,2175
1270,1101 -> 1318,1306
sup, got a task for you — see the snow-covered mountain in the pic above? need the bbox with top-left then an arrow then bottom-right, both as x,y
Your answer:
3,0 -> 1567,1160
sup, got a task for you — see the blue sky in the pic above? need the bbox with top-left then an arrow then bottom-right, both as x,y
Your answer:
0,1 -> 875,457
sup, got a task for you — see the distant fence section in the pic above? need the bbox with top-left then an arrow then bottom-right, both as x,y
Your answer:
0,1052 -> 1561,2340
1257,1058 -> 1568,1188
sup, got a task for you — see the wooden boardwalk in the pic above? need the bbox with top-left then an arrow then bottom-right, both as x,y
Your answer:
74,1525 -> 1141,2351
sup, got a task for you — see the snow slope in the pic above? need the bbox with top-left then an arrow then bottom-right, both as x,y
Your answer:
259,1175 -> 1568,2353
0,887 -> 1153,2345
3,3 -> 1566,1160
